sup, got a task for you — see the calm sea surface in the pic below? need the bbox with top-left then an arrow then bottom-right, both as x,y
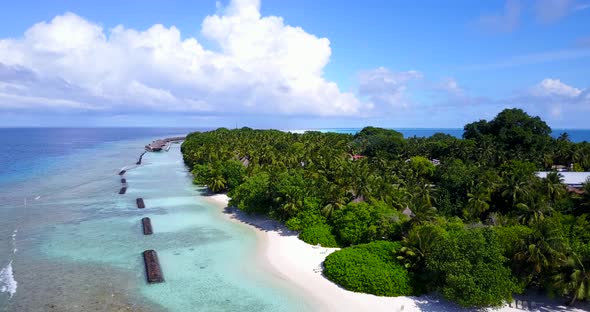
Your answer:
318,128 -> 590,142
0,128 -> 310,312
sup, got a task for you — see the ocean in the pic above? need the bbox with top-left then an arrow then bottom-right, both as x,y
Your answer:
316,128 -> 590,142
0,128 -> 310,312
2,127 -> 590,312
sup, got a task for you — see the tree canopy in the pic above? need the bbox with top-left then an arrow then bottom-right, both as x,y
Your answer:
182,108 -> 590,307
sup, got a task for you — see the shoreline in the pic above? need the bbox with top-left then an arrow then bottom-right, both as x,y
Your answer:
202,194 -> 441,312
202,193 -> 590,312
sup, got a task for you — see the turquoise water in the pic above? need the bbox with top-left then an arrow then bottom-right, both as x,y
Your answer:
0,132 -> 311,311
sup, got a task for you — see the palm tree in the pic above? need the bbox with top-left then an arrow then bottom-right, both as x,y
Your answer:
208,175 -> 227,193
543,152 -> 555,170
543,171 -> 566,205
501,174 -> 532,208
516,201 -> 551,225
465,188 -> 491,220
553,250 -> 590,306
408,183 -> 436,221
514,221 -> 566,285
557,132 -> 570,142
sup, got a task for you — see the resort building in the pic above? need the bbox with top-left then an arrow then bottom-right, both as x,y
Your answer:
536,172 -> 590,194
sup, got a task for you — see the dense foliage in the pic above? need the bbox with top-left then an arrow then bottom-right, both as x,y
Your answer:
323,241 -> 413,296
182,108 -> 590,307
425,226 -> 521,307
298,223 -> 339,247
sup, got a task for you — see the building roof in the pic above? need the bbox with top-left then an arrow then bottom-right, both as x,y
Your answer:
402,207 -> 415,218
536,172 -> 590,187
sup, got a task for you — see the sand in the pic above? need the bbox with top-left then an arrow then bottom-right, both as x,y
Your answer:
203,194 -> 589,312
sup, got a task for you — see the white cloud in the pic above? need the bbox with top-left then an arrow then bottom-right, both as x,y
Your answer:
530,78 -> 582,97
535,0 -> 574,23
478,0 -> 522,33
477,0 -> 588,33
358,67 -> 422,108
463,48 -> 590,71
0,1 -> 367,116
437,77 -> 463,96
534,0 -> 590,23
513,78 -> 589,119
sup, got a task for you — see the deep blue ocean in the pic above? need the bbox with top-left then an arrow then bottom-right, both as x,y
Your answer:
0,128 -> 210,185
318,128 -> 590,142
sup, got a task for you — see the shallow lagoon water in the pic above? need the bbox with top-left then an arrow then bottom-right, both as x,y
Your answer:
0,131 -> 311,311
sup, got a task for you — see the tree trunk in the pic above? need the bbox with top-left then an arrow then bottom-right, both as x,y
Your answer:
569,293 -> 577,306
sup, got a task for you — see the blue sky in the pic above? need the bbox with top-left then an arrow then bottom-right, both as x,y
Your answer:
0,0 -> 589,129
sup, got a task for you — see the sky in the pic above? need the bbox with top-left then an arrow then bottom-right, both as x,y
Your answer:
0,0 -> 589,129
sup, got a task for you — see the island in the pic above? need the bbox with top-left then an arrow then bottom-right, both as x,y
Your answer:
181,108 -> 590,308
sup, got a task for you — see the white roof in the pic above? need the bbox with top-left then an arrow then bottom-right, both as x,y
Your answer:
536,172 -> 590,186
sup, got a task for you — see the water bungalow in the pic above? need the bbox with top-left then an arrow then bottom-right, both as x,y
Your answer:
145,137 -> 185,152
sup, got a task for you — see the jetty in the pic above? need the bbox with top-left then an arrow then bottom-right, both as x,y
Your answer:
142,217 -> 153,235
143,250 -> 164,283
145,137 -> 185,152
136,152 -> 146,165
137,198 -> 145,209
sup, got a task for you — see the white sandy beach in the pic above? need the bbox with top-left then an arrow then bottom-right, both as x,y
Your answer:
203,194 -> 587,312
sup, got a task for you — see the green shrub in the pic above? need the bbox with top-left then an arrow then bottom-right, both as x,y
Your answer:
285,212 -> 326,232
426,227 -> 521,307
323,241 -> 413,296
494,225 -> 533,258
299,223 -> 338,247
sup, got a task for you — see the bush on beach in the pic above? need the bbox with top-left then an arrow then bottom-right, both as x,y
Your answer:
323,241 -> 413,296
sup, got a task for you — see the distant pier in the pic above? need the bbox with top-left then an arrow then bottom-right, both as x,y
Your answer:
136,152 -> 146,165
145,137 -> 185,152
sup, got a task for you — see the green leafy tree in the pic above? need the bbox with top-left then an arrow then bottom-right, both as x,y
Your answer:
426,227 -> 521,307
410,156 -> 435,178
332,202 -> 377,246
229,172 -> 272,214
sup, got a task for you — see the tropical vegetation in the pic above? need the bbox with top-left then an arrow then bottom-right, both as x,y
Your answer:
181,108 -> 590,307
